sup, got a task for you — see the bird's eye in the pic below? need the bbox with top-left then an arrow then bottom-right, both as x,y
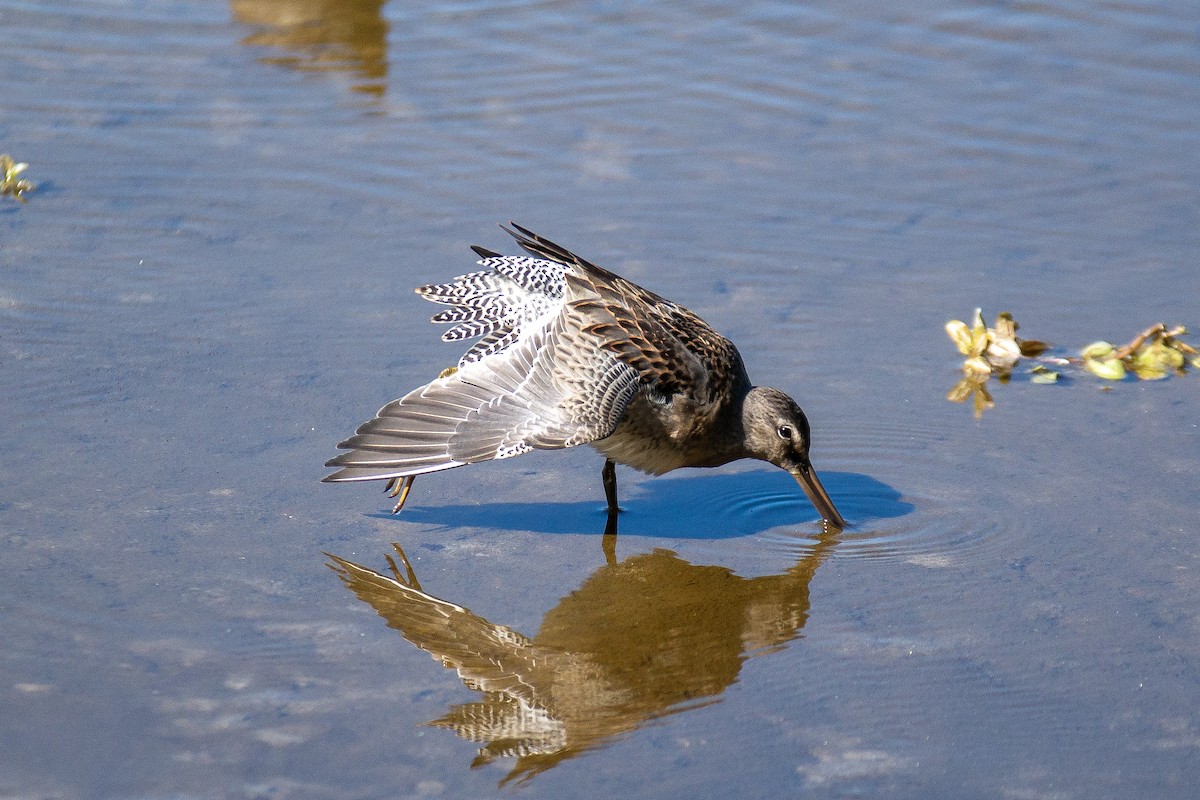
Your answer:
777,425 -> 793,440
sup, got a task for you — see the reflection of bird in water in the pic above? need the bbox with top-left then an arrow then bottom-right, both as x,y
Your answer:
230,0 -> 388,96
327,531 -> 837,785
325,224 -> 845,533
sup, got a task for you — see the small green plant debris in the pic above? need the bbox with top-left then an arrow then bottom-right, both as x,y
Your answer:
1080,324 -> 1197,382
1029,365 -> 1059,385
0,154 -> 36,202
945,312 -> 1195,417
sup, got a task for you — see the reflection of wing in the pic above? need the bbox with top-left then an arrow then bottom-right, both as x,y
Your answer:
327,553 -> 552,704
326,550 -> 630,785
328,551 -> 594,784
430,694 -> 575,783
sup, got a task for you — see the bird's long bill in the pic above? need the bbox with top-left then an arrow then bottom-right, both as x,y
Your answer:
791,463 -> 846,529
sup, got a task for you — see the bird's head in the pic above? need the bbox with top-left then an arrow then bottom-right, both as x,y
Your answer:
742,386 -> 846,529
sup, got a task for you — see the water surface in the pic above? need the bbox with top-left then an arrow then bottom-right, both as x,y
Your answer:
2,1 -> 1199,797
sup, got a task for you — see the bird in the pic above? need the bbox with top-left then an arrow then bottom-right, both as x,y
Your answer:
323,223 -> 845,531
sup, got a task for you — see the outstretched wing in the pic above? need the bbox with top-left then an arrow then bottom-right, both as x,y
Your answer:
324,249 -> 640,482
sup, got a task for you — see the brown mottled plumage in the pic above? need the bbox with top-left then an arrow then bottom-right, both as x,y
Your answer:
324,223 -> 844,530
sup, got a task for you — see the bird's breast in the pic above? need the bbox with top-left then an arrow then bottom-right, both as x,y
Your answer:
590,393 -> 735,475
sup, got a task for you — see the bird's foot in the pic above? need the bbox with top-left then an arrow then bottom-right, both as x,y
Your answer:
385,475 -> 416,514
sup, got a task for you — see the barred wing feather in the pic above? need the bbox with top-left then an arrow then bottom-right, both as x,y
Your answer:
323,272 -> 640,482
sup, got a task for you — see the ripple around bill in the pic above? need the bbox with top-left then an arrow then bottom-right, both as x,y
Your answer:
751,484 -> 1019,569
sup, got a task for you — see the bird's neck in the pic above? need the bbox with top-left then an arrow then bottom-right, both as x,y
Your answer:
696,383 -> 756,467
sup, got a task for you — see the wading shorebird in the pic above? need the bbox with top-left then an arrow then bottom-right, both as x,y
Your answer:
324,224 -> 845,532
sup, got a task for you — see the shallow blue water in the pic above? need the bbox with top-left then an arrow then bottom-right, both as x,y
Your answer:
2,1 -> 1199,797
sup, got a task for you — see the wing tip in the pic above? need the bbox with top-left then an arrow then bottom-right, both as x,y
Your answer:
470,244 -> 501,259
500,222 -> 605,275
321,468 -> 353,483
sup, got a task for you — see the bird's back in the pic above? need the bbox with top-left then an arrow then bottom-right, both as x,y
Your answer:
504,224 -> 748,406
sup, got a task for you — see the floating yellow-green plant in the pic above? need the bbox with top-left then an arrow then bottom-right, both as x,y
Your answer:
1078,324 -> 1196,381
1029,364 -> 1059,384
945,313 -> 1194,417
945,308 -> 1048,378
0,154 -> 35,202
945,309 -> 1051,416
1080,341 -> 1126,381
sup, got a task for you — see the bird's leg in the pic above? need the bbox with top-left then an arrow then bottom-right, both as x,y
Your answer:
602,459 -> 619,560
602,459 -> 619,515
385,475 -> 416,514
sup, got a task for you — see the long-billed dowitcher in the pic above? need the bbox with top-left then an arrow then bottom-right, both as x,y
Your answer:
324,224 -> 845,530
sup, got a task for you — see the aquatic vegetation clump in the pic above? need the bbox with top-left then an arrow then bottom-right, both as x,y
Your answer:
945,309 -> 1049,417
945,312 -> 1196,417
1080,324 -> 1197,382
0,154 -> 35,202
